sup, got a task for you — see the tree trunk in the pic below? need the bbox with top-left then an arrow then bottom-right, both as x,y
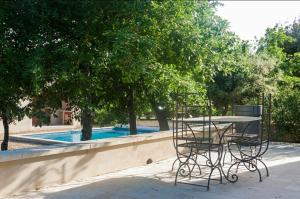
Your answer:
127,88 -> 137,135
222,104 -> 229,116
150,100 -> 169,131
1,115 -> 9,151
81,109 -> 93,141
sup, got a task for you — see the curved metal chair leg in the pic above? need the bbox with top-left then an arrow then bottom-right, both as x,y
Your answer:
172,158 -> 179,171
191,160 -> 202,176
249,161 -> 262,182
207,167 -> 215,191
175,162 -> 192,185
222,145 -> 227,166
216,166 -> 223,184
191,153 -> 202,175
174,164 -> 182,186
257,158 -> 269,177
235,161 -> 241,173
226,161 -> 239,183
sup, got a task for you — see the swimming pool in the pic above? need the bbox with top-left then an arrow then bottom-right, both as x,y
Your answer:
23,126 -> 159,143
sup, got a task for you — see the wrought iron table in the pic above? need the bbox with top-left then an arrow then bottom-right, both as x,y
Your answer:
173,115 -> 269,190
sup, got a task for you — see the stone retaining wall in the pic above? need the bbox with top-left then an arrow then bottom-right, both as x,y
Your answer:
0,131 -> 175,197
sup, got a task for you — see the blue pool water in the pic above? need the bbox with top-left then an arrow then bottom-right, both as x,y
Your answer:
24,126 -> 159,143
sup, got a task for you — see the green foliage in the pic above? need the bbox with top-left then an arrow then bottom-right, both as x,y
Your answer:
2,0 -> 299,143
246,53 -> 281,95
281,52 -> 300,80
208,34 -> 252,114
98,1 -> 220,130
95,107 -> 128,127
258,25 -> 294,61
284,19 -> 300,55
257,19 -> 300,142
0,0 -> 49,149
272,89 -> 300,142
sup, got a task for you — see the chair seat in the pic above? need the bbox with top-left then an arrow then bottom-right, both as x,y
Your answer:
225,133 -> 259,139
176,137 -> 212,142
177,142 -> 220,151
229,137 -> 263,146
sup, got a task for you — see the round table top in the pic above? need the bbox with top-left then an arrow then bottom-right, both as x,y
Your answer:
175,116 -> 261,123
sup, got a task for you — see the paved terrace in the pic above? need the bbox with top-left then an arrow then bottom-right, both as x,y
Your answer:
4,143 -> 300,199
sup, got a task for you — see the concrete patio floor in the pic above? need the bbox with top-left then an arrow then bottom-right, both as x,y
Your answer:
4,143 -> 300,199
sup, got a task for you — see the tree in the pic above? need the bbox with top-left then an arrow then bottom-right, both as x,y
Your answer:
30,0 -> 115,140
257,19 -> 300,142
273,88 -> 300,142
284,18 -> 300,55
101,1 -> 197,133
0,36 -> 30,150
0,0 -> 44,150
257,25 -> 294,61
103,1 -> 229,132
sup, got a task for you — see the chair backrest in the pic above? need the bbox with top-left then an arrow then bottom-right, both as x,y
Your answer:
234,94 -> 271,139
172,92 -> 212,152
234,105 -> 262,135
234,105 -> 262,117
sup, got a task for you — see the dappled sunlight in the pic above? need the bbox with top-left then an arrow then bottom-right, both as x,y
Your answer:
4,143 -> 300,199
1,0 -> 299,198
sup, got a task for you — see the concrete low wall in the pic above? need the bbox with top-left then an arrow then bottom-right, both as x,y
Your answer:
0,100 -> 81,135
0,116 -> 81,135
0,131 -> 175,197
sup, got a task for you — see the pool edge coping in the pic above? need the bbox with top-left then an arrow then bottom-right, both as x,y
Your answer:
3,123 -> 232,163
1,130 -> 173,163
9,126 -> 160,144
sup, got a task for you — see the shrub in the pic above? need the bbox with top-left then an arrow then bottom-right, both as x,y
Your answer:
272,88 -> 300,142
